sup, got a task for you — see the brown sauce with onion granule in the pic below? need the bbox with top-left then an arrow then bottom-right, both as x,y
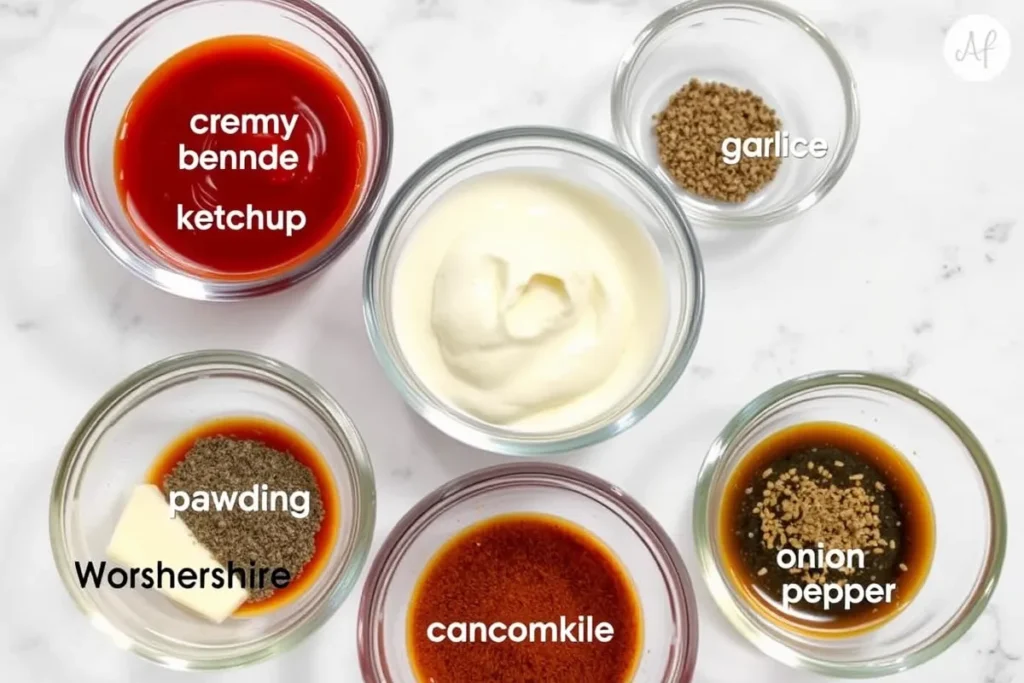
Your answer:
145,416 -> 339,617
719,422 -> 935,636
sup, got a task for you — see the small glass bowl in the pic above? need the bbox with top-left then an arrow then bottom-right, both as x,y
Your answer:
363,126 -> 704,455
358,463 -> 699,682
49,350 -> 376,670
612,0 -> 859,228
693,372 -> 1006,677
65,0 -> 393,300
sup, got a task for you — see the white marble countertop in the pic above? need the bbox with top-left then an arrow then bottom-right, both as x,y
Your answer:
1,0 -> 1021,681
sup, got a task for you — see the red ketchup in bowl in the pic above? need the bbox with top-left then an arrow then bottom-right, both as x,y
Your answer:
115,35 -> 366,279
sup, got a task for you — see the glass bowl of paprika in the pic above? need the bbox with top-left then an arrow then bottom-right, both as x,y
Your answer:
358,462 -> 699,683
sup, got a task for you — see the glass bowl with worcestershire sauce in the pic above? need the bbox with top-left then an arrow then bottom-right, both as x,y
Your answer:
358,463 -> 699,683
66,0 -> 392,300
612,0 -> 859,228
363,126 -> 704,455
49,351 -> 376,669
693,372 -> 1006,677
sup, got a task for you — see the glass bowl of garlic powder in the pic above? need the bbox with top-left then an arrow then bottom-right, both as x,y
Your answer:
612,0 -> 860,228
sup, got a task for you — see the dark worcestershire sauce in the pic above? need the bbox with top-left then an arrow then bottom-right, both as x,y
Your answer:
720,422 -> 935,636
408,513 -> 642,683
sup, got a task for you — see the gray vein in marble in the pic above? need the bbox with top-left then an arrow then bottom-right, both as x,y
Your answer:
912,320 -> 934,335
105,283 -> 144,335
690,364 -> 715,379
940,247 -> 964,281
899,352 -> 923,379
984,221 -> 1014,244
414,0 -> 454,20
980,606 -> 1021,683
10,633 -> 44,654
391,466 -> 413,480
940,264 -> 963,279
752,325 -> 803,372
0,0 -> 66,47
872,351 -> 924,380
0,1 -> 42,18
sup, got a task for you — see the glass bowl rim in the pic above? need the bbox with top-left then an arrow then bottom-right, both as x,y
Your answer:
48,349 -> 377,670
362,125 -> 706,456
610,0 -> 861,228
64,0 -> 394,301
692,370 -> 1007,677
356,461 -> 700,682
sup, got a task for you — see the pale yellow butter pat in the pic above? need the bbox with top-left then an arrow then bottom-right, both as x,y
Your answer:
106,484 -> 248,623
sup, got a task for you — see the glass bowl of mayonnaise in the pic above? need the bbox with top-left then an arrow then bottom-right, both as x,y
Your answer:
363,126 -> 704,455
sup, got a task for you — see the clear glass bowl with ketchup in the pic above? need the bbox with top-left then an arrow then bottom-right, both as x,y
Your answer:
49,350 -> 377,669
66,0 -> 393,300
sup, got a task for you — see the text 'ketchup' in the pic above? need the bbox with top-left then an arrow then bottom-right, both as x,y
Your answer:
115,35 -> 366,278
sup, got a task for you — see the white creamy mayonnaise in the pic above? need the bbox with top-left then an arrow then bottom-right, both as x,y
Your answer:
392,172 -> 666,431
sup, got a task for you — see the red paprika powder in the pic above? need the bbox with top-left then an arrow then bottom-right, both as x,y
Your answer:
408,513 -> 642,683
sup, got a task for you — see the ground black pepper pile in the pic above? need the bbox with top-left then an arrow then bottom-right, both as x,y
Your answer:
163,436 -> 325,601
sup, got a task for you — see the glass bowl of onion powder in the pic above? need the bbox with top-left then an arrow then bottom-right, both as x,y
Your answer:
693,372 -> 1006,677
49,350 -> 376,669
612,0 -> 860,228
